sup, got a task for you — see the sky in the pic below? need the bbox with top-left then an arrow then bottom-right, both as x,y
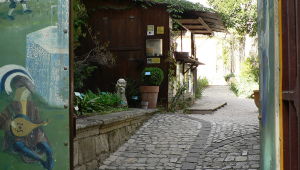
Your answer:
187,0 -> 210,8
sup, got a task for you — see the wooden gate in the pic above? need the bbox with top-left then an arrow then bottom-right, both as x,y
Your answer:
281,0 -> 300,168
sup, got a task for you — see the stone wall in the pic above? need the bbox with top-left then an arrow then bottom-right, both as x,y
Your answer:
74,109 -> 157,170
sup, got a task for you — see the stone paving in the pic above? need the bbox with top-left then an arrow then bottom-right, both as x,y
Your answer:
99,85 -> 260,170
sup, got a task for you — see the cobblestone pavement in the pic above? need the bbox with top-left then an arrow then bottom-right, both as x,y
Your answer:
99,86 -> 260,170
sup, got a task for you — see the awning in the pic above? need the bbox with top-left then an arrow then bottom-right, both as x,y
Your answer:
175,11 -> 229,35
175,57 -> 205,65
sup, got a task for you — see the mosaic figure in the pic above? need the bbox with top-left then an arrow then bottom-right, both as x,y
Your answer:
0,65 -> 53,170
7,0 -> 32,20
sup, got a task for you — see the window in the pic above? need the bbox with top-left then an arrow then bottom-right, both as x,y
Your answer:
146,39 -> 163,56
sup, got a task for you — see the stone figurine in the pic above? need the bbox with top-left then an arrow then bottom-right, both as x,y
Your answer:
116,78 -> 128,107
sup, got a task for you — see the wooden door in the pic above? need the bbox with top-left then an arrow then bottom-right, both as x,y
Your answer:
281,0 -> 300,169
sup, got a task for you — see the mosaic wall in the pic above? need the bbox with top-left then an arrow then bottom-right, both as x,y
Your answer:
0,0 -> 69,169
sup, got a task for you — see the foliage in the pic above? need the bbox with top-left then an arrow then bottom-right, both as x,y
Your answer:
222,38 -> 231,70
139,0 -> 214,30
195,77 -> 209,99
206,0 -> 257,36
168,82 -> 189,112
224,73 -> 235,82
73,0 -> 117,91
240,56 -> 259,83
156,97 -> 166,113
74,63 -> 96,91
125,78 -> 142,108
229,55 -> 259,98
230,82 -> 238,96
74,0 -> 88,50
94,4 -> 136,10
141,67 -> 164,86
74,89 -> 129,115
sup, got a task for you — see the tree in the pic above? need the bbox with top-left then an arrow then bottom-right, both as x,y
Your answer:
206,0 -> 257,37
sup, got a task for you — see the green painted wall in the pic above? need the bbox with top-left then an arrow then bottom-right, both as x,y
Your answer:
258,0 -> 276,169
0,0 -> 69,169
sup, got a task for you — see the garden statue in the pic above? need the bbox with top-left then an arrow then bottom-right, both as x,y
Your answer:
116,78 -> 128,107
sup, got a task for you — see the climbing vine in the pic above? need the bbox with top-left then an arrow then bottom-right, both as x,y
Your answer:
73,0 -> 117,91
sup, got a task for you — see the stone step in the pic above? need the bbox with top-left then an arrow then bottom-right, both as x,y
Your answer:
184,102 -> 227,114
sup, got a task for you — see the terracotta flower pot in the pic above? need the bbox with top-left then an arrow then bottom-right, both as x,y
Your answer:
251,90 -> 259,109
140,86 -> 159,108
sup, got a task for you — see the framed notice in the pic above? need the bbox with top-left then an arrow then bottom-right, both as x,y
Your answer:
147,25 -> 154,35
157,26 -> 164,34
147,58 -> 161,64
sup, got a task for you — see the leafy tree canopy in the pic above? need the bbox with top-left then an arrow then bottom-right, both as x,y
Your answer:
206,0 -> 257,36
137,0 -> 214,18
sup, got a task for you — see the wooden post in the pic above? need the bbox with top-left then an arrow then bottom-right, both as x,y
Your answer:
181,28 -> 183,52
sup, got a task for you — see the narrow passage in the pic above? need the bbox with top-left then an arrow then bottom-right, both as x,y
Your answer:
99,85 -> 260,170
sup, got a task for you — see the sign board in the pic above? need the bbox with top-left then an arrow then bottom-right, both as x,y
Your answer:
157,26 -> 164,34
145,72 -> 151,75
0,0 -> 70,169
147,25 -> 154,35
147,58 -> 161,64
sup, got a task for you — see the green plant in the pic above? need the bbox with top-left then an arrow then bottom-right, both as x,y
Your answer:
224,73 -> 235,82
230,82 -> 238,96
74,89 -> 129,115
125,78 -> 142,108
141,67 -> 164,86
207,0 -> 257,36
169,82 -> 189,112
156,97 -> 167,113
73,0 -> 117,91
195,77 -> 209,99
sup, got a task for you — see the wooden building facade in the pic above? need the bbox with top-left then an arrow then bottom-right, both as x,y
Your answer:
79,0 -> 227,107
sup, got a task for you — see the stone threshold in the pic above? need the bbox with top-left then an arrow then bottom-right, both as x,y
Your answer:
184,102 -> 227,114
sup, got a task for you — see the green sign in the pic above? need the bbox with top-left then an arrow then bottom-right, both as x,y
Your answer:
0,0 -> 70,169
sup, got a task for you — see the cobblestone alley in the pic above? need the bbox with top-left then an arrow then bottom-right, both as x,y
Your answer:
99,86 -> 260,170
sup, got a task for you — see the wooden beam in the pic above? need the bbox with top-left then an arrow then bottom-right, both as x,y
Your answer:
106,47 -> 141,51
197,17 -> 214,36
184,63 -> 196,74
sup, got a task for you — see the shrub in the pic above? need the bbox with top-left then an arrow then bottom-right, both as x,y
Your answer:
224,73 -> 235,82
169,82 -> 189,112
141,67 -> 164,86
196,77 -> 209,99
230,55 -> 259,98
74,89 -> 130,115
230,82 -> 238,96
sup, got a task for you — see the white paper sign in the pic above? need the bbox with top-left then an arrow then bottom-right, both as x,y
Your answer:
147,25 -> 154,35
145,72 -> 151,75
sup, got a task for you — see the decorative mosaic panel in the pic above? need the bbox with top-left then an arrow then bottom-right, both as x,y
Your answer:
0,0 -> 70,169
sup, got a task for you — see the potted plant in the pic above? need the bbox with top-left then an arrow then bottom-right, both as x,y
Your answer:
251,90 -> 259,109
140,67 -> 164,108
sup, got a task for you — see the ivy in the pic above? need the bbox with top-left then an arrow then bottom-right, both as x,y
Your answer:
138,0 -> 214,19
94,4 -> 136,11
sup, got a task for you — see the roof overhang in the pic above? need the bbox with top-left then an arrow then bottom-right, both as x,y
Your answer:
175,11 -> 229,35
175,57 -> 205,65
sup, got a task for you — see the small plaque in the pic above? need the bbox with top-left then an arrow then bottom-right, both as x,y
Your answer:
74,92 -> 83,99
147,25 -> 154,35
147,58 -> 160,64
145,72 -> 151,75
157,26 -> 164,34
